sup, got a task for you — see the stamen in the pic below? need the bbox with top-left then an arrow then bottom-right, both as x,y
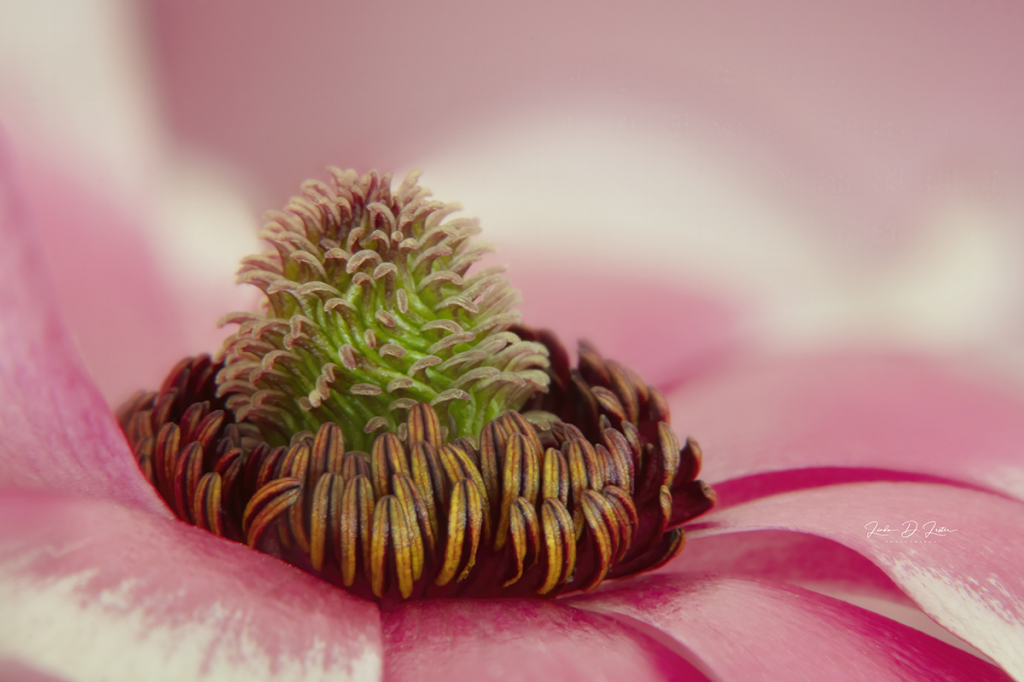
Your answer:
436,478 -> 484,587
539,498 -> 575,595
117,169 -> 716,604
121,332 -> 714,603
371,496 -> 416,599
505,498 -> 540,587
193,472 -> 225,537
340,476 -> 375,586
242,477 -> 301,548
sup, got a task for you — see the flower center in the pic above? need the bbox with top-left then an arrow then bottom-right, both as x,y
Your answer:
218,169 -> 549,451
118,169 -> 716,603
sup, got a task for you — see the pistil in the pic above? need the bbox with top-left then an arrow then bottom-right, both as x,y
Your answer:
216,169 -> 549,451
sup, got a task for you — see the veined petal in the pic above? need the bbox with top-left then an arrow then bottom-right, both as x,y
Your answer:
573,573 -> 1012,682
0,147 -> 164,513
0,490 -> 382,682
382,598 -> 710,682
669,353 -> 1024,503
664,532 -> 988,658
671,530 -> 910,602
509,255 -> 738,390
687,481 -> 1024,679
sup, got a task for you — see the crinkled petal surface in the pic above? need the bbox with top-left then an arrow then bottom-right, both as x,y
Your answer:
573,573 -> 1012,682
382,598 -> 710,682
0,147 -> 165,514
0,490 -> 382,682
669,353 -> 1024,503
686,482 -> 1024,678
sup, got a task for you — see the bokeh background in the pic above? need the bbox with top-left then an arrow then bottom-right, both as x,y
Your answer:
2,0 -> 1024,404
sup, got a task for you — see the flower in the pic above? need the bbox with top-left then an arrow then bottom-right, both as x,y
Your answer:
115,169 -> 717,604
3,3 -> 1024,678
2,150 -> 1024,681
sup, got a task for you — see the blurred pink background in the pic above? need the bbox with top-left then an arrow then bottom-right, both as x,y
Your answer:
149,0 -> 1024,249
2,0 -> 1024,401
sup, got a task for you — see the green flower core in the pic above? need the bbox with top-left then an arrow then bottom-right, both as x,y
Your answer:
216,169 -> 550,451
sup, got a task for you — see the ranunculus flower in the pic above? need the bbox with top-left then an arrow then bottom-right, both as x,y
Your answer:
2,143 -> 1024,681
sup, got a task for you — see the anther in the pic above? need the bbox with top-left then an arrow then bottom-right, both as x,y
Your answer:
242,477 -> 301,548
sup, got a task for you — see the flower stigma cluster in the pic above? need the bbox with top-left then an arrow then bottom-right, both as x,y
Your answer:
118,169 -> 716,604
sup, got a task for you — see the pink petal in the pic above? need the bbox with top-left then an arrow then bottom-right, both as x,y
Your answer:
506,252 -> 738,389
686,481 -> 1024,678
0,660 -> 70,682
0,146 -> 165,513
668,353 -> 1024,503
15,155 -> 191,406
0,489 -> 382,682
574,573 -> 1012,681
671,530 -> 910,602
382,598 -> 710,682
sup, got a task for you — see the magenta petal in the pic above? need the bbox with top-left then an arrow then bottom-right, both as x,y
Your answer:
0,490 -> 382,681
669,353 -> 1024,502
382,598 -> 710,682
0,148 -> 165,513
687,481 -> 1024,678
507,253 -> 738,390
574,573 -> 1012,681
670,530 -> 910,602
